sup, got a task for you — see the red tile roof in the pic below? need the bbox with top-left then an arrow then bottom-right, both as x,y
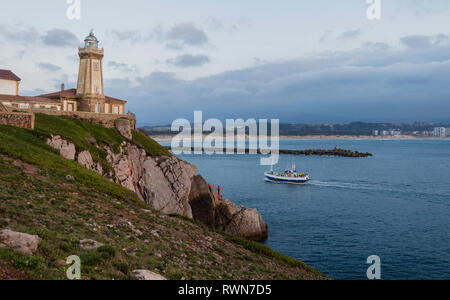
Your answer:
39,89 -> 77,98
105,95 -> 127,103
0,94 -> 60,104
0,70 -> 21,81
39,89 -> 126,103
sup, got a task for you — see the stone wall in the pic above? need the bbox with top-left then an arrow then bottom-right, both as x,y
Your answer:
0,112 -> 35,130
14,109 -> 136,130
0,102 -> 8,112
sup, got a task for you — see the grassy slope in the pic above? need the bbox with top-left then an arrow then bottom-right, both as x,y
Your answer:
0,115 -> 326,280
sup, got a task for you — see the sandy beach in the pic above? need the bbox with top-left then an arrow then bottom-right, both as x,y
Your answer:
149,134 -> 447,142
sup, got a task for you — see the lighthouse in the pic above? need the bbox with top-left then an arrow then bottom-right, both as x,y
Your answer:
76,30 -> 106,113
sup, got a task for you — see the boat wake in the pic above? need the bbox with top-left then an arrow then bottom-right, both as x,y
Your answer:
308,180 -> 381,191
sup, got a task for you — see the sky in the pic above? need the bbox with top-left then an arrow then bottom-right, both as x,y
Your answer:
1,0 -> 450,125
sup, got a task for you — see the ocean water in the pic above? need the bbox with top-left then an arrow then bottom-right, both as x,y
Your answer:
168,139 -> 450,280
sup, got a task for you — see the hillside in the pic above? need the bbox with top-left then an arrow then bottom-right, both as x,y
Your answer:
0,114 -> 326,280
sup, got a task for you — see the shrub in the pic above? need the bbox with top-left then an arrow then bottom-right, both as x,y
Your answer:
14,256 -> 43,269
113,262 -> 129,275
97,245 -> 116,259
80,253 -> 103,266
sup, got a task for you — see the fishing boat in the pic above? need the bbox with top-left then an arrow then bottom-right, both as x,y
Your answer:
264,163 -> 310,184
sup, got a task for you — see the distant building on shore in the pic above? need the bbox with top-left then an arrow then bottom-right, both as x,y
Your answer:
374,129 -> 401,137
433,127 -> 446,137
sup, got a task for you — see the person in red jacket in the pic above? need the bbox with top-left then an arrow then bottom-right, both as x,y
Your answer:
217,186 -> 223,201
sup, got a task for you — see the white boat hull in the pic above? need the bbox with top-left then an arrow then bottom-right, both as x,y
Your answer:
264,172 -> 310,184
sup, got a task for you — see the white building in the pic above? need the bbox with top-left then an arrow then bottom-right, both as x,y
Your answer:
0,69 -> 62,111
0,70 -> 20,96
433,127 -> 446,137
389,129 -> 401,136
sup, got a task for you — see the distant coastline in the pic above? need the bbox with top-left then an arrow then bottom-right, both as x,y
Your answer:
149,134 -> 449,142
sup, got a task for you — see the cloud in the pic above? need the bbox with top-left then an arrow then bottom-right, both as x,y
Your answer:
338,29 -> 361,40
0,24 -> 39,45
36,62 -> 61,72
319,30 -> 333,43
41,29 -> 79,47
107,29 -> 155,44
166,23 -> 208,46
203,17 -> 225,31
106,23 -> 208,49
0,25 -> 79,48
401,34 -> 449,48
165,43 -> 184,51
107,61 -> 136,72
166,54 -> 211,68
103,34 -> 450,124
109,30 -> 143,43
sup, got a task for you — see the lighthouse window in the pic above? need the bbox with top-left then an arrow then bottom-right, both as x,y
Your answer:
93,62 -> 99,71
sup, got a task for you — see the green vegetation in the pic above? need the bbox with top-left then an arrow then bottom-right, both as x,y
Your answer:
34,114 -> 124,172
0,155 -> 325,280
0,114 -> 170,203
0,123 -> 138,202
0,115 -> 326,280
221,232 -> 325,277
132,129 -> 172,157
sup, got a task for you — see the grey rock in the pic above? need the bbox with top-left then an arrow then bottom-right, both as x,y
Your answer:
79,239 -> 103,250
46,135 -> 76,160
216,200 -> 269,241
50,135 -> 268,241
140,156 -> 196,217
132,270 -> 167,280
115,118 -> 133,140
77,150 -> 94,169
189,175 -> 268,241
0,229 -> 41,256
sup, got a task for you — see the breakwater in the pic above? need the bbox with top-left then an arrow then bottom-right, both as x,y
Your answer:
164,146 -> 373,158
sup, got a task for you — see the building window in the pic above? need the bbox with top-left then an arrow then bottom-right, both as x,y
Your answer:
93,62 -> 100,71
95,86 -> 99,94
95,104 -> 99,113
18,103 -> 29,109
68,103 -> 74,112
113,106 -> 119,114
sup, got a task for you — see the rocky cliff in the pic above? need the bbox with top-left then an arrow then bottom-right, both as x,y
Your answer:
46,119 -> 268,241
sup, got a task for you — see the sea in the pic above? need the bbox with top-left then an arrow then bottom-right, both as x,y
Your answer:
161,139 -> 450,280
